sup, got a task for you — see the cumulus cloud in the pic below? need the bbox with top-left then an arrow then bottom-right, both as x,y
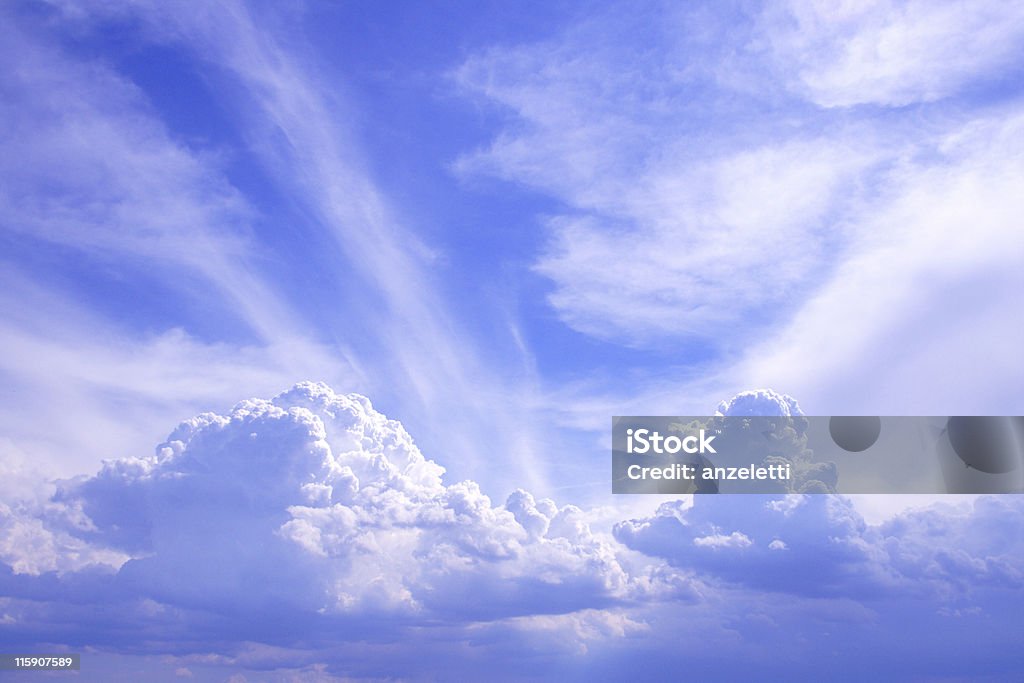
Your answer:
5,383 -> 691,633
715,389 -> 804,417
0,502 -> 127,576
619,387 -> 1018,618
705,388 -> 837,493
3,384 -> 1024,680
615,494 -> 1024,599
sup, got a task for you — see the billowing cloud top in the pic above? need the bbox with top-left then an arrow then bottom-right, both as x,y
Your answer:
715,389 -> 804,417
11,383 -> 687,623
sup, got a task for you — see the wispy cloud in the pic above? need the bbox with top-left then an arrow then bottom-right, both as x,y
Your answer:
0,12 -> 304,344
88,0 -> 554,492
454,0 -> 1024,416
453,8 -> 888,350
736,111 -> 1024,414
1,1 -> 551,494
761,0 -> 1024,107
0,8 -> 361,480
0,266 -> 352,479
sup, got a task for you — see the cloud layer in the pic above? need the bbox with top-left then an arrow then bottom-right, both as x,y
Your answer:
3,384 -> 1023,679
616,494 -> 1023,599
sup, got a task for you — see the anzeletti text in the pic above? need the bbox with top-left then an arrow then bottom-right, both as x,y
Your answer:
626,462 -> 792,481
626,428 -> 717,454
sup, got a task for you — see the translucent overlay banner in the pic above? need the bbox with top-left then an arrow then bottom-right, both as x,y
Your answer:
612,416 -> 1024,494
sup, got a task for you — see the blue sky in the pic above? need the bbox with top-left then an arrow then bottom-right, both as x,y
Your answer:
2,1 -> 1024,680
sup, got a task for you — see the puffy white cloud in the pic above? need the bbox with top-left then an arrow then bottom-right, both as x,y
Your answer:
0,382 -> 723,681
715,389 -> 804,417
706,388 -> 838,494
3,384 -> 1024,680
0,502 -> 127,576
615,494 -> 1024,599
27,383 -> 690,624
693,532 -> 753,549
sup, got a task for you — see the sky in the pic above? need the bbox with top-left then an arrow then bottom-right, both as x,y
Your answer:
1,0 -> 1023,680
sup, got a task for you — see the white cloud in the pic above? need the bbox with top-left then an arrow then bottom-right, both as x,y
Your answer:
693,532 -> 753,549
0,501 -> 128,576
456,2 -> 1024,420
762,0 -> 1024,107
736,112 -> 1024,414
3,383 -> 1024,679
716,389 -> 804,417
31,383 -> 690,621
0,1 -> 550,498
0,12 -> 302,344
616,494 -> 1024,598
0,8 -> 362,481
457,35 -> 882,347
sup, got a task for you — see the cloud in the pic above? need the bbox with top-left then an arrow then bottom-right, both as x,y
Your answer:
453,5 -> 893,350
0,9 -> 301,343
715,389 -> 804,417
457,31 -> 880,349
0,0 -> 549,499
615,494 -> 1024,599
93,0 -> 555,495
0,502 -> 128,576
761,1 -> 1024,107
693,531 -> 753,549
5,383 -> 691,632
736,112 -> 1024,414
3,384 -> 1024,680
0,6 -> 362,484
